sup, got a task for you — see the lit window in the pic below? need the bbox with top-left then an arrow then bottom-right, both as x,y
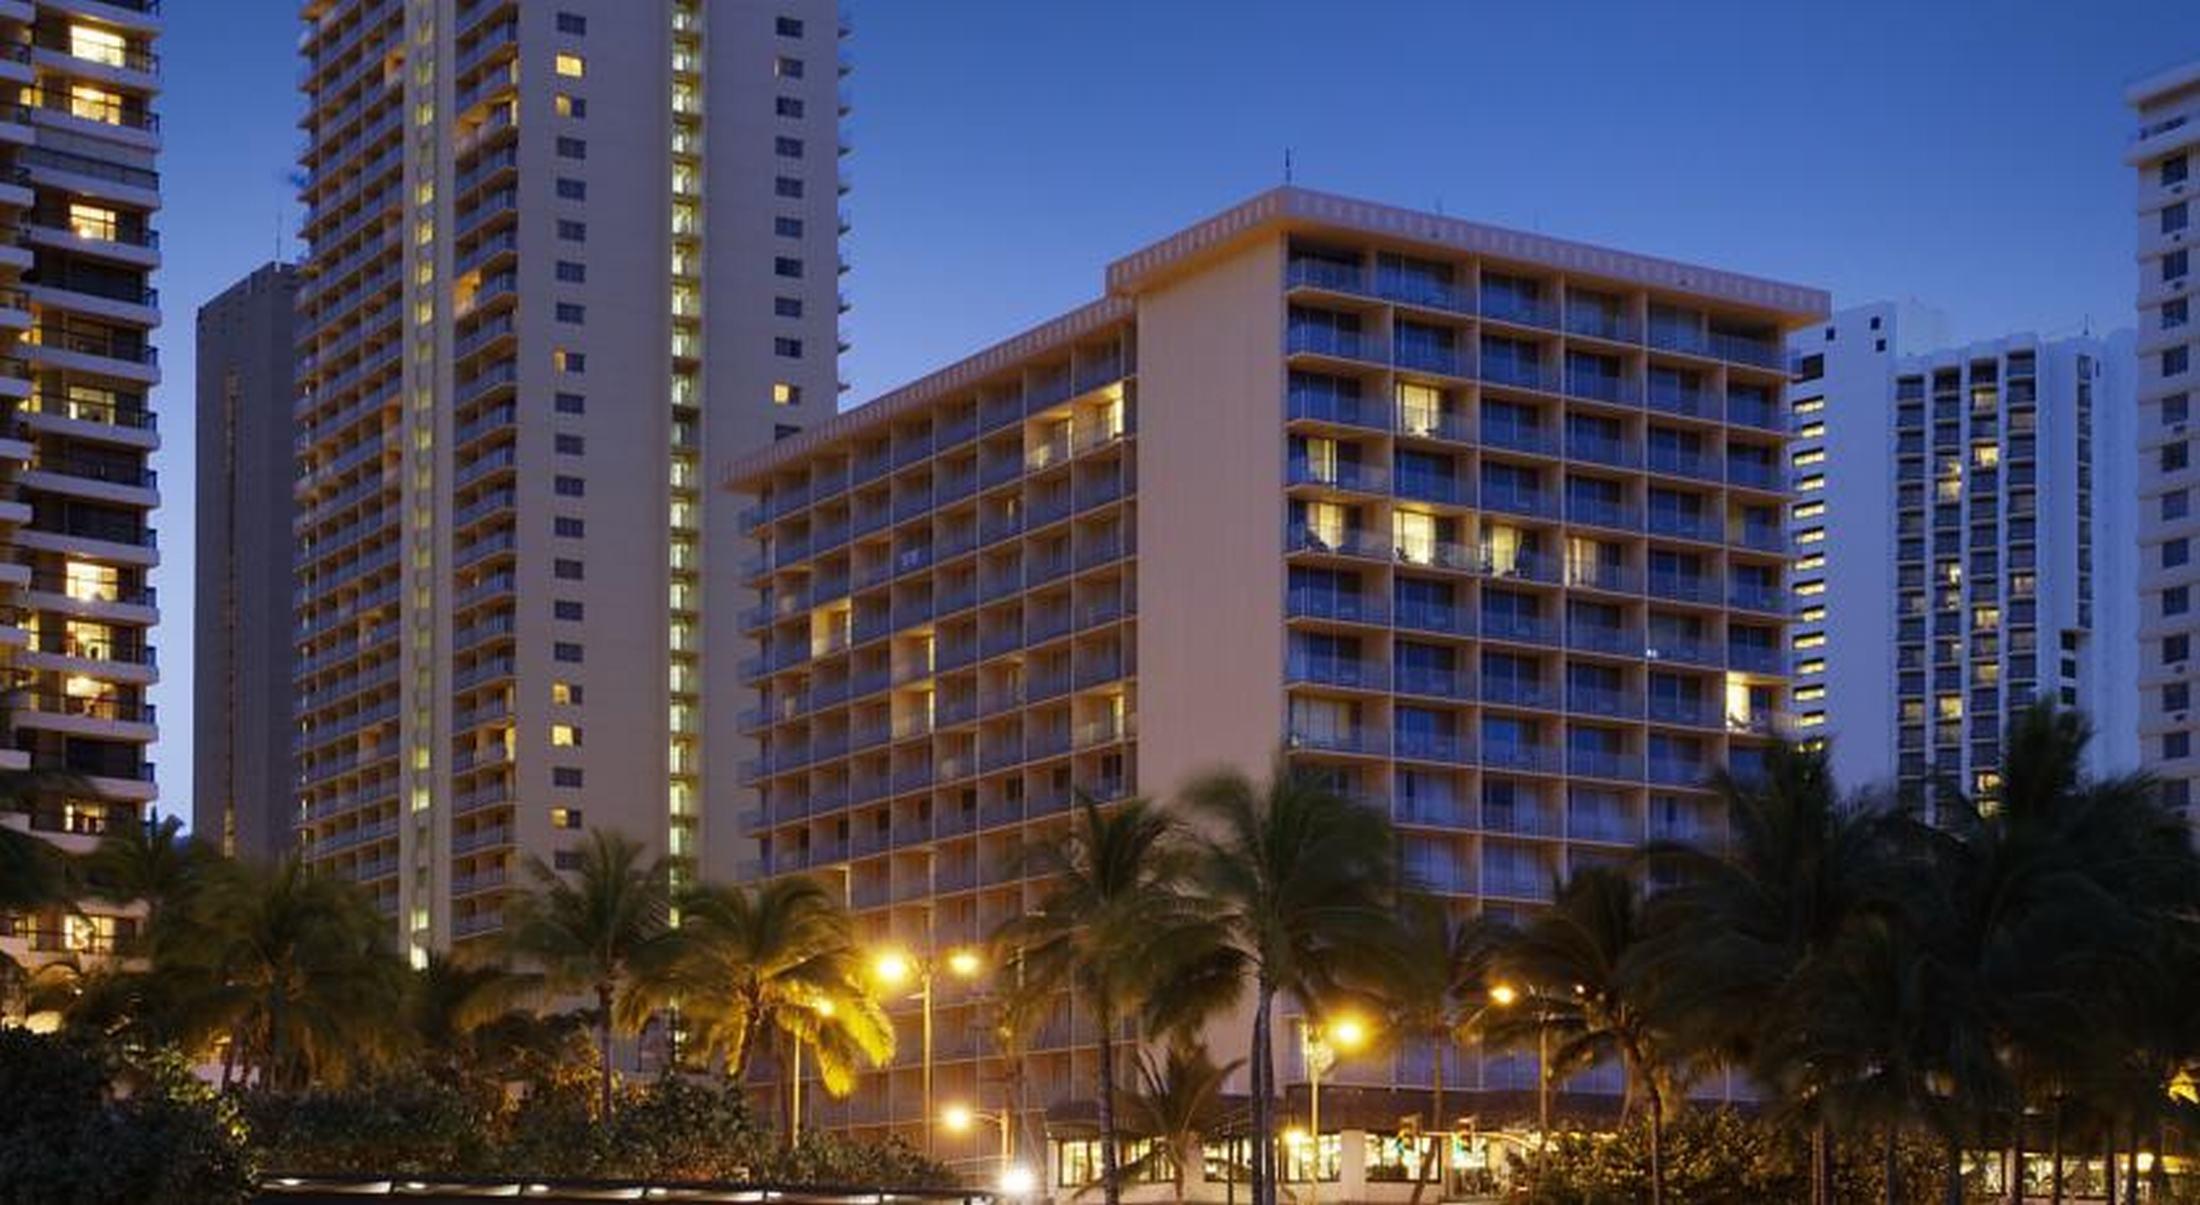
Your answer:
1794,553 -> 1825,572
1791,501 -> 1825,520
1973,444 -> 2000,468
1796,422 -> 1826,440
64,560 -> 118,602
1792,397 -> 1825,416
551,724 -> 580,747
1796,712 -> 1826,728
1794,684 -> 1827,702
1790,448 -> 1825,468
1796,658 -> 1826,676
1797,605 -> 1826,623
1794,580 -> 1826,597
552,681 -> 580,705
555,52 -> 586,78
773,382 -> 801,406
69,25 -> 126,67
1796,474 -> 1824,492
1795,527 -> 1825,545
1936,695 -> 1963,720
67,84 -> 123,124
555,93 -> 584,118
1395,381 -> 1443,435
66,203 -> 117,242
550,807 -> 583,830
1395,510 -> 1438,564
1792,632 -> 1826,650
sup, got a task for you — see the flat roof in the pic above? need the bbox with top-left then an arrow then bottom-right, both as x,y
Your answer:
2126,56 -> 2200,106
726,186 -> 1829,488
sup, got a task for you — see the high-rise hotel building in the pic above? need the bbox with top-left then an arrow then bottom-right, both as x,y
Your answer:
2130,58 -> 2200,812
1787,306 -> 2136,796
0,0 -> 163,969
294,0 -> 846,951
730,189 -> 1821,1161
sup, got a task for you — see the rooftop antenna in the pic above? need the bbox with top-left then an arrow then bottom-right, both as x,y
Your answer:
1283,148 -> 1293,186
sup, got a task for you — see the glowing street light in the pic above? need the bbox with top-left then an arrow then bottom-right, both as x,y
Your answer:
941,1101 -> 1014,1163
871,945 -> 987,1157
1300,1012 -> 1375,1205
998,1165 -> 1037,1198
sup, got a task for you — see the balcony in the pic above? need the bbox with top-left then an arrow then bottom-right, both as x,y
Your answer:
1480,420 -> 1559,457
1287,385 -> 1388,431
1395,599 -> 1471,636
1394,729 -> 1475,765
1480,612 -> 1558,646
1286,588 -> 1387,625
1394,664 -> 1472,700
1480,743 -> 1563,775
1285,524 -> 1388,560
1481,484 -> 1560,520
1285,725 -> 1386,756
1480,676 -> 1558,709
1288,457 -> 1388,494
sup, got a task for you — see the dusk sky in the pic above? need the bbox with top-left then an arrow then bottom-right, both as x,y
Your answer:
152,0 -> 2197,816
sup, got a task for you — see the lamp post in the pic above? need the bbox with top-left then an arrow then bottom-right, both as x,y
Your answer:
873,945 -> 985,1157
942,1101 -> 1015,1163
1488,983 -> 1549,1177
790,998 -> 836,1142
1298,1013 -> 1371,1205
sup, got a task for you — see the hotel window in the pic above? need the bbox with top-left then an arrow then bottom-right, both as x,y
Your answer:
1792,632 -> 1826,651
775,136 -> 805,159
1791,396 -> 1825,417
776,96 -> 805,118
1797,605 -> 1826,623
2165,441 -> 2190,473
67,203 -> 117,242
67,84 -> 123,124
551,807 -> 584,830
2166,682 -> 2191,712
1796,422 -> 1826,440
1795,553 -> 1825,572
69,24 -> 127,66
775,55 -> 804,78
1791,500 -> 1824,520
776,176 -> 804,198
775,216 -> 804,238
2167,538 -> 2190,569
2168,250 -> 2190,282
2167,490 -> 2191,521
775,337 -> 804,358
2171,394 -> 2193,425
64,560 -> 118,602
551,724 -> 581,747
552,681 -> 582,705
553,348 -> 585,373
2167,154 -> 2191,187
556,136 -> 587,160
1793,580 -> 1826,597
776,297 -> 804,318
777,16 -> 805,36
773,382 -> 801,406
1796,658 -> 1826,676
775,257 -> 804,278
1299,500 -> 1348,550
1396,381 -> 1442,435
555,52 -> 586,77
2166,202 -> 2191,235
2168,586 -> 2191,617
2170,734 -> 2192,762
1795,684 -> 1826,702
1972,444 -> 2000,468
1790,448 -> 1825,468
2166,634 -> 2190,666
555,93 -> 586,118
556,11 -> 587,33
1395,510 -> 1438,565
1794,527 -> 1825,545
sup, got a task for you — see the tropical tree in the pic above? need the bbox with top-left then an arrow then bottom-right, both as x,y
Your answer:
1111,1042 -> 1243,1205
629,875 -> 891,1110
406,951 -> 543,1081
1175,761 -> 1404,1205
1487,866 -> 1676,1205
157,855 -> 410,1090
995,794 -> 1224,1205
1643,741 -> 1914,1204
1383,894 -> 1502,1204
501,828 -> 672,1117
80,811 -> 206,945
0,768 -> 89,988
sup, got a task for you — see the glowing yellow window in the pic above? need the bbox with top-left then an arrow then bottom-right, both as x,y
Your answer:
1794,685 -> 1827,702
552,681 -> 579,705
70,25 -> 127,66
555,92 -> 580,117
67,84 -> 123,124
1972,606 -> 2001,630
773,382 -> 800,406
551,724 -> 580,747
1304,501 -> 1347,550
1481,523 -> 1524,574
1395,511 -> 1438,564
1790,448 -> 1825,468
1796,658 -> 1826,675
1395,381 -> 1443,435
66,203 -> 117,242
1795,553 -> 1826,572
1794,527 -> 1825,545
1936,695 -> 1963,720
1792,397 -> 1825,416
1301,436 -> 1339,483
1792,632 -> 1827,651
1796,422 -> 1826,440
64,560 -> 118,602
555,53 -> 586,78
1797,605 -> 1826,623
550,807 -> 583,830
1936,479 -> 1963,502
64,619 -> 113,658
1793,579 -> 1826,597
1796,712 -> 1827,728
1973,444 -> 2000,468
1792,501 -> 1825,520
1796,474 -> 1825,492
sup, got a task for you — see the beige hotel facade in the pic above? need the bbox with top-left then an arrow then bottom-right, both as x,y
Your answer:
730,188 -> 1825,1192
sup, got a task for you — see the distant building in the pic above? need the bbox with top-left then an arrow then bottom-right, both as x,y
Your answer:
729,187 -> 1822,1170
292,0 -> 849,955
0,0 -> 164,970
1786,308 -> 2136,796
2127,58 -> 2200,811
193,262 -> 299,860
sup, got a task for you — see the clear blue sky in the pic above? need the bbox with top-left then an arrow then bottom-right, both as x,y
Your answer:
150,0 -> 2197,818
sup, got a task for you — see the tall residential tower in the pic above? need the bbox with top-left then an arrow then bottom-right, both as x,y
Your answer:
294,0 -> 846,952
1787,307 -> 2136,794
731,188 -> 1820,1185
0,0 -> 163,970
194,261 -> 298,861
2130,58 -> 2200,811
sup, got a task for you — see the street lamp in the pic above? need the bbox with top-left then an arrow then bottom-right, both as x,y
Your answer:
1299,1012 -> 1372,1205
872,944 -> 985,1156
1487,983 -> 1549,1172
941,1100 -> 1015,1164
790,998 -> 836,1142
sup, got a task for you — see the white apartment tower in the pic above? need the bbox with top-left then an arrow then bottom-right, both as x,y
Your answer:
0,0 -> 163,969
1788,306 -> 2136,796
2129,58 -> 2200,810
295,0 -> 847,952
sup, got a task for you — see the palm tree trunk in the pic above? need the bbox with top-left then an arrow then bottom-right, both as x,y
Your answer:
2151,1116 -> 2170,1200
1249,981 -> 1275,1205
1883,1122 -> 1900,1205
2123,1124 -> 2137,1200
2104,1129 -> 2118,1205
1408,1039 -> 1444,1205
1812,1117 -> 1830,1205
597,982 -> 616,1118
2007,1101 -> 2025,1205
1648,1085 -> 1665,1205
2050,1095 -> 2064,1205
1946,1127 -> 1966,1205
1095,1000 -> 1123,1205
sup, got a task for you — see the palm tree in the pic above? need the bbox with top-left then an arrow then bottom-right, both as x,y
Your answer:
1383,894 -> 1500,1205
995,794 -> 1222,1205
629,876 -> 891,1108
159,855 -> 410,1090
1176,761 -> 1404,1205
0,768 -> 89,979
1111,1042 -> 1244,1205
501,828 -> 671,1116
1643,741 -> 1912,1205
1487,866 -> 1675,1205
408,951 -> 539,1080
80,811 -> 205,945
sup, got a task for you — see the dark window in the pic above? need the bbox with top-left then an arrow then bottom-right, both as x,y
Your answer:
2167,682 -> 2192,712
555,392 -> 585,415
2167,634 -> 2190,665
774,257 -> 804,278
776,55 -> 804,79
775,136 -> 805,158
554,599 -> 585,621
558,351 -> 585,373
555,11 -> 586,33
556,136 -> 586,160
556,177 -> 586,200
775,216 -> 804,238
2168,393 -> 2191,425
554,516 -> 584,538
555,433 -> 585,455
2164,440 -> 2190,473
2168,249 -> 2191,281
2169,732 -> 2192,761
554,558 -> 584,581
775,423 -> 801,440
2165,489 -> 2190,521
553,850 -> 584,870
775,176 -> 804,199
2168,346 -> 2192,377
2167,201 -> 2192,235
2167,585 -> 2190,617
2168,538 -> 2191,568
776,16 -> 804,36
775,296 -> 803,318
554,643 -> 584,663
776,96 -> 805,118
553,766 -> 584,787
557,219 -> 586,241
555,475 -> 585,497
775,337 -> 803,358
556,261 -> 586,283
2166,154 -> 2191,187
555,302 -> 585,324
